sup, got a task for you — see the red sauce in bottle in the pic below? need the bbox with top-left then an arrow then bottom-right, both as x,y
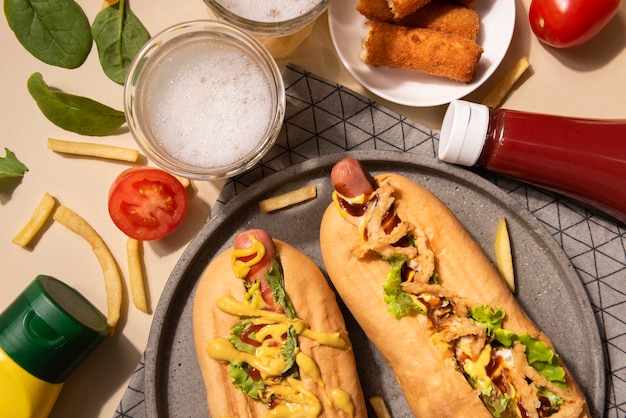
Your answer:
440,100 -> 626,225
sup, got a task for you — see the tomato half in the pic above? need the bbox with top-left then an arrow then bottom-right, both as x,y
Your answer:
108,167 -> 188,241
529,0 -> 621,48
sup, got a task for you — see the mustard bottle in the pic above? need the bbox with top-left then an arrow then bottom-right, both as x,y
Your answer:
0,275 -> 108,417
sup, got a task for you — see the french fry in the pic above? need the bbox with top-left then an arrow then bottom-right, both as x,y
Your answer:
53,205 -> 123,335
47,138 -> 140,163
173,174 -> 191,189
494,217 -> 515,293
127,237 -> 149,313
369,396 -> 392,418
482,56 -> 531,109
259,184 -> 317,213
12,192 -> 57,247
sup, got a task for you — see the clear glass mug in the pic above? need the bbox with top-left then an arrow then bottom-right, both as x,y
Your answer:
124,20 -> 285,180
202,0 -> 330,58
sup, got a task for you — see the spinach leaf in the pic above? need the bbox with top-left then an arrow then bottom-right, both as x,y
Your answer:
4,0 -> 93,69
27,72 -> 126,136
0,148 -> 28,179
92,0 -> 151,84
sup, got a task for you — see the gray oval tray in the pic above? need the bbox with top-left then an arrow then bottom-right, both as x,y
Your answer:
144,150 -> 605,417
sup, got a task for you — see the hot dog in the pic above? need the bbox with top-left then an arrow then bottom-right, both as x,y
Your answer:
192,228 -> 367,417
320,158 -> 589,417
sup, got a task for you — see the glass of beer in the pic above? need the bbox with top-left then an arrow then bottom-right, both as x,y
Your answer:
124,20 -> 285,180
202,0 -> 329,58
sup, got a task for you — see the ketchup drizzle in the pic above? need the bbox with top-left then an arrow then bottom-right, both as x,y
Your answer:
337,195 -> 371,217
241,324 -> 265,347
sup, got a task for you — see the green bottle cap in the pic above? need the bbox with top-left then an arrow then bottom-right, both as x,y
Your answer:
0,275 -> 108,383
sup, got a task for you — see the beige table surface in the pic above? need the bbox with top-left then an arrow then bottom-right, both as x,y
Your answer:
1,0 -> 624,417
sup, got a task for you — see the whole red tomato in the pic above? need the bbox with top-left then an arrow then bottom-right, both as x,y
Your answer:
529,0 -> 621,48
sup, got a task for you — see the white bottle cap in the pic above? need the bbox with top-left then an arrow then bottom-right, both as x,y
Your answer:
438,100 -> 490,166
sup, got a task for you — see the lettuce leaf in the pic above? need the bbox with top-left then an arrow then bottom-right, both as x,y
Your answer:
467,372 -> 517,418
518,333 -> 566,387
281,325 -> 298,375
468,305 -> 567,388
228,362 -> 265,400
468,305 -> 505,333
229,321 -> 257,354
482,392 -> 515,418
538,386 -> 565,413
468,305 -> 516,347
227,321 -> 300,399
383,255 -> 423,318
264,256 -> 297,319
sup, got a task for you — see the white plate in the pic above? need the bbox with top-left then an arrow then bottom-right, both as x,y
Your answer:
328,0 -> 516,107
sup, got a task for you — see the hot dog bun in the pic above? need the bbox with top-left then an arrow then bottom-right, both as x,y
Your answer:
320,166 -> 589,417
193,231 -> 366,417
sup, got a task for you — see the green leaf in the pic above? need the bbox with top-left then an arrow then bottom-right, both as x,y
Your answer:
467,305 -> 515,346
383,255 -> 423,318
280,326 -> 298,373
481,390 -> 513,417
518,333 -> 566,386
27,72 -> 126,136
4,0 -> 92,69
537,387 -> 564,414
228,321 -> 257,354
227,323 -> 299,400
92,0 -> 150,84
264,256 -> 297,319
228,362 -> 265,400
0,148 -> 28,179
494,328 -> 516,347
468,306 -> 568,388
468,305 -> 505,334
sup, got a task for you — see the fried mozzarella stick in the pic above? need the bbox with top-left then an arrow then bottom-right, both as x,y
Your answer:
387,0 -> 431,19
361,21 -> 483,83
357,0 -> 396,22
358,0 -> 480,40
397,1 -> 479,40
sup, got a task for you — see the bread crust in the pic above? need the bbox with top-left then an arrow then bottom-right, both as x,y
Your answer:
320,173 -> 589,417
193,240 -> 367,417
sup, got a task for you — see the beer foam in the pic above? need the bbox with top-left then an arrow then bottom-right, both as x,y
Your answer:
138,36 -> 275,171
216,0 -> 323,22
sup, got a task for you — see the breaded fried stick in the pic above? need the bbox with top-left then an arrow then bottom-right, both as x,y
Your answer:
358,0 -> 480,41
357,0 -> 397,22
358,0 -> 430,20
397,1 -> 480,40
388,0 -> 431,19
361,21 -> 483,83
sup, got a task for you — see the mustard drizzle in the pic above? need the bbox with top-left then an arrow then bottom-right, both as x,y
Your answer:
207,234 -> 356,417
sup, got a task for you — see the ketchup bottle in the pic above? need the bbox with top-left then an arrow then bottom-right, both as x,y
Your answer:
438,100 -> 626,225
